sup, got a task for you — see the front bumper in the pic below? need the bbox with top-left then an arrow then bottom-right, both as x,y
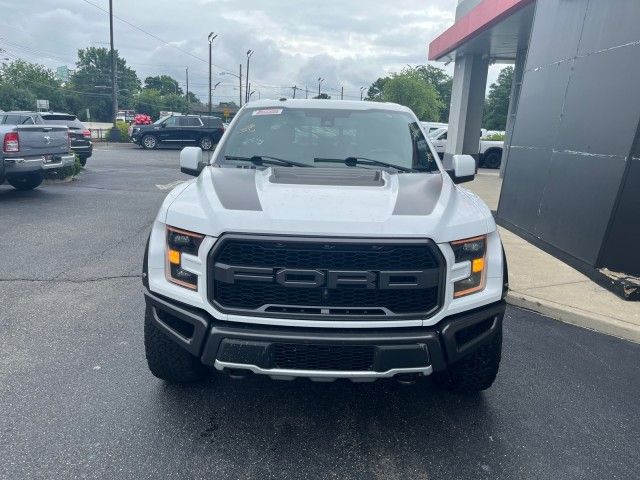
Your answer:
72,143 -> 93,158
144,288 -> 505,381
3,153 -> 75,175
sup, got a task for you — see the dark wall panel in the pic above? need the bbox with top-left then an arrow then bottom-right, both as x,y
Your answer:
598,154 -> 640,276
498,147 -> 552,233
555,45 -> 640,157
578,1 -> 640,55
534,151 -> 627,264
524,0 -> 588,68
509,61 -> 570,149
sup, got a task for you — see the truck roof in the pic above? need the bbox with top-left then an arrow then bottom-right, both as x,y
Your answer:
243,99 -> 413,113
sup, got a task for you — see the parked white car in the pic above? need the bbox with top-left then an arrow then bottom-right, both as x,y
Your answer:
421,121 -> 448,135
428,127 -> 504,169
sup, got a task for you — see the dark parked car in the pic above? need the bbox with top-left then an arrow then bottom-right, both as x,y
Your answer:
129,114 -> 224,150
1,111 -> 93,165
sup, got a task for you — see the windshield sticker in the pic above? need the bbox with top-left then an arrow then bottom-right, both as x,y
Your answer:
252,108 -> 283,116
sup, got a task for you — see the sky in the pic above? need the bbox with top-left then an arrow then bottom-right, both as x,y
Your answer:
0,0 -> 503,104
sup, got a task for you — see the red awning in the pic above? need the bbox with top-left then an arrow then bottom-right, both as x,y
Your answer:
429,0 -> 534,61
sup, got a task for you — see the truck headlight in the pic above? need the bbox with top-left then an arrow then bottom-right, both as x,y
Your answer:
166,226 -> 204,290
451,235 -> 486,298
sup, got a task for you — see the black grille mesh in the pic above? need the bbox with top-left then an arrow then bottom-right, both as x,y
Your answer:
273,344 -> 375,371
210,237 -> 442,317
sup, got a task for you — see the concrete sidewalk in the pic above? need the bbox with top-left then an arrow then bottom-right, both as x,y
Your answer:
467,170 -> 640,343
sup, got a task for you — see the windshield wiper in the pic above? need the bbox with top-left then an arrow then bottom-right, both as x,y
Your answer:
314,156 -> 414,173
224,155 -> 312,168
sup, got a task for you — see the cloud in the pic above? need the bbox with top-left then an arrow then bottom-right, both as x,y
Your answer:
0,0 -> 504,103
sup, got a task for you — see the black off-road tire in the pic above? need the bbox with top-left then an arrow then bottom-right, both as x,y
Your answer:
141,134 -> 158,150
483,149 -> 502,169
144,305 -> 208,383
434,329 -> 502,393
8,173 -> 43,191
78,156 -> 88,167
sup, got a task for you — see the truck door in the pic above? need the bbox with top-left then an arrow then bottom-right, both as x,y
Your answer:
159,116 -> 179,142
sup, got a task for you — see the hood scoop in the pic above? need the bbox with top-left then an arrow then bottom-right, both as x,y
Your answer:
269,167 -> 384,187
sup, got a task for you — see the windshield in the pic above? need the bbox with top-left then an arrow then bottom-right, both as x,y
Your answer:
428,127 -> 447,139
218,107 -> 439,172
41,115 -> 84,129
153,116 -> 171,125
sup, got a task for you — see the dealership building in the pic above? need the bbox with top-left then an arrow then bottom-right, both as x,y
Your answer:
429,0 -> 640,298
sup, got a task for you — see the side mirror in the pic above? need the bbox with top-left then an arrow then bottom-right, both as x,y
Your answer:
160,123 -> 167,128
180,147 -> 205,176
449,154 -> 476,184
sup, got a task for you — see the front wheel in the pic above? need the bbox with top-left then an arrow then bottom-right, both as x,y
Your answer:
483,150 -> 502,169
433,329 -> 502,393
198,136 -> 214,151
141,134 -> 158,150
78,156 -> 87,167
7,173 -> 43,191
144,305 -> 208,383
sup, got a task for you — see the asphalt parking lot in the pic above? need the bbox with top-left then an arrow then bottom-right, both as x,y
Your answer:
1,145 -> 639,480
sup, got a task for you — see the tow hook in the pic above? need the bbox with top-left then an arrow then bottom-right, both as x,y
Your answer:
395,373 -> 419,385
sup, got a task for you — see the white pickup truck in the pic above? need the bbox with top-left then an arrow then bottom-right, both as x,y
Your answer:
428,127 -> 504,169
142,99 -> 507,393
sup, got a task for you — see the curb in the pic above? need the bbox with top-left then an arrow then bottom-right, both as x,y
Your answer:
506,291 -> 640,344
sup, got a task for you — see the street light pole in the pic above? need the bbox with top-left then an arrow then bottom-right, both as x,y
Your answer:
108,0 -> 119,140
208,32 -> 217,116
317,77 -> 324,97
185,67 -> 189,114
360,86 -> 365,101
239,64 -> 243,107
245,50 -> 253,104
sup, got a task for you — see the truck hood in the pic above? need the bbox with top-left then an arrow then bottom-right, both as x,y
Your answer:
163,166 -> 494,243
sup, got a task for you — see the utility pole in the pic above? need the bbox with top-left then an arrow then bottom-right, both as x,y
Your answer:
239,63 -> 243,107
360,86 -> 365,101
305,86 -> 308,99
317,77 -> 324,97
292,85 -> 298,98
341,86 -> 344,100
208,32 -> 217,115
185,67 -> 189,114
108,0 -> 119,140
245,50 -> 253,103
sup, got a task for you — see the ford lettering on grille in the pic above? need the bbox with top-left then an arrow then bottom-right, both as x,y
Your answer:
208,235 -> 444,319
214,264 -> 439,290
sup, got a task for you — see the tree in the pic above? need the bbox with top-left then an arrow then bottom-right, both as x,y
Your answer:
365,77 -> 388,101
68,47 -> 141,121
313,93 -> 331,99
186,92 -> 199,104
144,75 -> 182,96
413,65 -> 452,122
483,66 -> 514,130
0,60 -> 66,111
380,70 -> 442,121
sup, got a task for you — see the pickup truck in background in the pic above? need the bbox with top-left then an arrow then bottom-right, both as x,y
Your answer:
0,124 -> 75,190
428,127 -> 505,169
1,111 -> 93,166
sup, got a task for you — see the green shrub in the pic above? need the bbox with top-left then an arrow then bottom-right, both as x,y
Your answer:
482,133 -> 505,141
44,155 -> 84,180
105,121 -> 130,142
